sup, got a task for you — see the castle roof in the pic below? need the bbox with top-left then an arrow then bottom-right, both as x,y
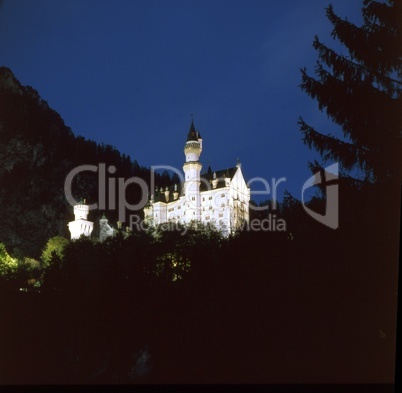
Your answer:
151,166 -> 239,203
152,183 -> 183,203
186,119 -> 201,142
200,166 -> 238,191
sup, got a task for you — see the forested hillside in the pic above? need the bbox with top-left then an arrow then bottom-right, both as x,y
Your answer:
0,66 -> 163,257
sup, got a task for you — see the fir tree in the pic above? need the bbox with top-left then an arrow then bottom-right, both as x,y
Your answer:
299,0 -> 401,182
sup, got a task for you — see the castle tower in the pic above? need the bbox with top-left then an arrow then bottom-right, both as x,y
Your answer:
183,119 -> 202,222
144,197 -> 154,226
99,213 -> 115,242
68,199 -> 94,239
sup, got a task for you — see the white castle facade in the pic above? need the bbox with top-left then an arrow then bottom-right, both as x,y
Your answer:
68,202 -> 115,241
143,120 -> 250,235
67,200 -> 94,240
67,120 -> 250,239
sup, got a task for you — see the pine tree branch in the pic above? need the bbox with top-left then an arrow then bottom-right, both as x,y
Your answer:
299,1 -> 401,182
298,118 -> 369,170
313,36 -> 402,94
299,118 -> 400,182
300,67 -> 398,149
363,0 -> 401,34
326,4 -> 402,75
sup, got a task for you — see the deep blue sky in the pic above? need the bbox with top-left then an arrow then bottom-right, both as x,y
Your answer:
0,0 -> 363,202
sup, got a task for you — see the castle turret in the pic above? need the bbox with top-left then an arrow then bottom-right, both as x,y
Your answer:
99,213 -> 115,242
184,119 -> 202,162
183,119 -> 202,221
74,201 -> 90,220
164,186 -> 170,202
212,172 -> 218,189
173,183 -> 179,200
68,199 -> 94,239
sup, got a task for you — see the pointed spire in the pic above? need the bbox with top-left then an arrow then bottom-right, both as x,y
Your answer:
187,116 -> 198,142
207,162 -> 212,175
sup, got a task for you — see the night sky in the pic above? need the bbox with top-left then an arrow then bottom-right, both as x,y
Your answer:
0,0 -> 363,201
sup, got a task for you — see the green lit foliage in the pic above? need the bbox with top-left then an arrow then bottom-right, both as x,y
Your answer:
155,252 -> 191,282
147,221 -> 223,281
13,257 -> 42,291
0,242 -> 18,277
0,243 -> 43,291
41,236 -> 70,268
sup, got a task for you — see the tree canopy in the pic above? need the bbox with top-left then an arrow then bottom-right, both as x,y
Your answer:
299,0 -> 401,182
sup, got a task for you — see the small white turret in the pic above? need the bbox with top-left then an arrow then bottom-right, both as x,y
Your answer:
173,184 -> 179,200
68,199 -> 94,240
99,213 -> 114,242
74,200 -> 90,220
164,186 -> 170,202
212,172 -> 218,189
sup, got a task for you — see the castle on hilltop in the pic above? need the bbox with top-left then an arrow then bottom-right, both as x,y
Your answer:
143,120 -> 250,235
67,120 -> 250,239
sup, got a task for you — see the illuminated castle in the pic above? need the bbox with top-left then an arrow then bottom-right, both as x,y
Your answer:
67,200 -> 94,239
67,202 -> 115,241
144,120 -> 250,235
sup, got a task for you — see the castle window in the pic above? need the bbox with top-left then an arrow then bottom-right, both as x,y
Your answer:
221,203 -> 225,207
209,196 -> 213,200
192,197 -> 195,201
202,197 -> 205,202
221,193 -> 225,197
206,215 -> 210,220
209,206 -> 212,210
219,213 -> 223,218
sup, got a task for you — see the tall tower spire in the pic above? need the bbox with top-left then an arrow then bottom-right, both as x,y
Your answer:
183,118 -> 203,221
184,117 -> 202,161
